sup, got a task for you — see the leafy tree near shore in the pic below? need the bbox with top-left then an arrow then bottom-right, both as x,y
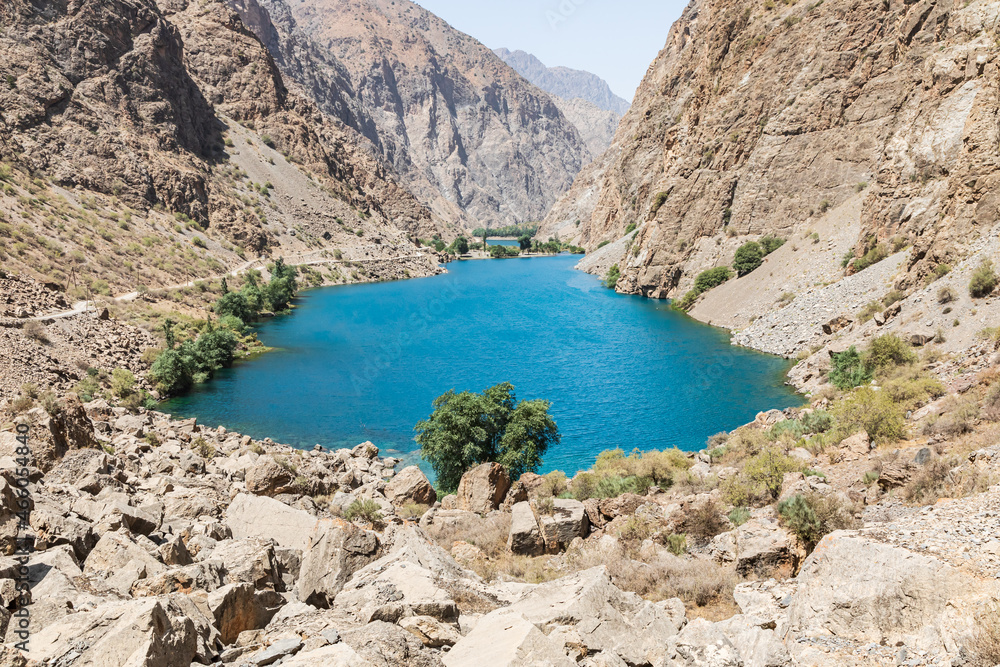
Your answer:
415,382 -> 560,492
518,234 -> 532,251
733,241 -> 764,276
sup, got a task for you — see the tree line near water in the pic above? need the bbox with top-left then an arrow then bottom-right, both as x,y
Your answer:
149,259 -> 299,396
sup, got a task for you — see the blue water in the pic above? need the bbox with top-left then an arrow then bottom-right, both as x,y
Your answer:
485,239 -> 519,247
162,256 -> 799,474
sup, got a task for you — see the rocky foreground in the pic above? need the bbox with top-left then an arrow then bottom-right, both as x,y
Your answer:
0,397 -> 996,667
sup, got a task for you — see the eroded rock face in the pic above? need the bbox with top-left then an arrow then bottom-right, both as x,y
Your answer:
232,0 -> 590,230
550,0 -> 1000,301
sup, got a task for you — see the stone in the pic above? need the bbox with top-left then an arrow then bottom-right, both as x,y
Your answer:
504,567 -> 682,665
507,502 -> 543,556
383,466 -> 436,507
822,315 -> 852,335
878,462 -> 915,490
537,498 -> 589,552
225,493 -> 321,552
710,519 -> 797,576
26,597 -> 201,667
457,463 -> 511,514
398,615 -> 462,648
672,618 -> 743,666
840,431 -> 872,460
297,522 -> 380,608
207,582 -> 259,645
248,637 -> 304,666
246,457 -> 294,497
443,609 -> 576,667
208,538 -> 281,590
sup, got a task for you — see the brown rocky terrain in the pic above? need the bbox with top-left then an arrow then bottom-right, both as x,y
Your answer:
234,0 -> 591,230
0,0 -> 441,296
493,48 -> 627,158
0,380 -> 997,666
550,0 -> 1000,307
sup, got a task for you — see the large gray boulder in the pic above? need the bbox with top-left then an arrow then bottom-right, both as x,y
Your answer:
25,597 -> 204,667
456,463 -> 510,514
245,457 -> 294,497
507,502 -> 543,556
709,519 -> 797,576
504,566 -> 682,665
297,522 -> 380,608
670,618 -> 744,666
537,498 -> 589,552
384,466 -> 436,507
443,609 -> 576,667
224,493 -> 320,551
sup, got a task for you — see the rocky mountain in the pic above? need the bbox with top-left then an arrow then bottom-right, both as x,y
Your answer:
551,0 -> 1000,308
493,48 -> 627,157
232,0 -> 591,231
493,48 -> 631,116
0,0 -> 441,297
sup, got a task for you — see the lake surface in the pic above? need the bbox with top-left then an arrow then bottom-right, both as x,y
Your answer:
162,255 -> 800,475
485,239 -> 519,247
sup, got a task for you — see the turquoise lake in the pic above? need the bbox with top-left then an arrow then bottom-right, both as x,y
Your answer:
161,255 -> 800,474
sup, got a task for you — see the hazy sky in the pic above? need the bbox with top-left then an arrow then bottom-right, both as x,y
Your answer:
413,0 -> 687,102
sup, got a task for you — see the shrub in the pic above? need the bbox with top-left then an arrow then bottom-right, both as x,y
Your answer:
192,437 -> 216,459
488,244 -> 520,258
150,349 -> 194,396
651,191 -> 669,215
759,235 -> 785,255
192,236 -> 207,249
110,368 -> 136,398
694,266 -> 733,293
881,367 -> 945,410
853,243 -> 888,272
865,334 -> 916,370
343,499 -> 384,527
937,286 -> 957,304
778,492 -> 858,551
970,602 -> 1000,667
624,223 -> 637,235
597,240 -> 611,249
969,260 -> 998,298
260,134 -> 275,148
801,410 -> 833,434
603,264 -> 621,289
618,515 -> 657,542
416,382 -> 559,493
832,387 -> 906,445
664,534 -> 687,556
829,346 -> 872,390
23,320 -> 48,343
733,242 -> 764,276
673,290 -> 700,312
722,446 -> 797,506
728,507 -> 751,527
683,501 -> 728,541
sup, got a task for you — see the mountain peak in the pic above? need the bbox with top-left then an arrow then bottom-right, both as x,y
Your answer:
494,48 -> 630,115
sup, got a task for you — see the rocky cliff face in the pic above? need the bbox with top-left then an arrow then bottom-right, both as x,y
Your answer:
493,48 -> 631,116
235,0 -> 591,230
0,0 -> 440,293
494,48 -> 625,158
554,0 -> 1000,300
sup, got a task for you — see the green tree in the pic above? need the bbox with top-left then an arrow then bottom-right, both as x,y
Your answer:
415,383 -> 560,492
970,259 -> 998,298
693,266 -> 733,293
150,349 -> 193,395
604,264 -> 621,289
759,235 -> 785,255
163,318 -> 176,350
518,234 -> 532,251
455,236 -> 469,254
733,242 -> 764,276
214,291 -> 254,323
828,346 -> 872,390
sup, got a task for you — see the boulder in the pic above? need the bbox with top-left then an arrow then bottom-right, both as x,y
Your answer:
671,618 -> 743,666
383,466 -> 436,507
507,502 -> 543,556
878,462 -> 915,490
443,609 -> 576,667
208,538 -> 281,590
710,519 -> 797,576
245,457 -> 294,497
839,431 -> 872,460
207,582 -> 258,644
341,620 -> 440,666
822,315 -> 852,335
26,597 -> 201,667
247,637 -> 303,666
786,531 -> 991,654
537,499 -> 589,552
297,522 -> 380,608
224,493 -> 320,552
399,615 -> 462,648
456,463 -> 510,514
84,531 -> 166,589
504,567 -> 681,665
